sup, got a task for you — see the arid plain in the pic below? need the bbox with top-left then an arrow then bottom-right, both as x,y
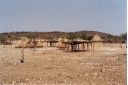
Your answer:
0,45 -> 127,85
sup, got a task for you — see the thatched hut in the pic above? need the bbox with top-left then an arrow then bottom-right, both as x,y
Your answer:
57,38 -> 69,50
57,41 -> 68,50
91,34 -> 104,50
15,40 -> 28,48
36,40 -> 43,48
63,38 -> 69,42
57,38 -> 63,42
15,37 -> 34,48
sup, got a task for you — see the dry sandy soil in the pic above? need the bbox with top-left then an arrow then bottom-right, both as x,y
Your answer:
0,45 -> 127,85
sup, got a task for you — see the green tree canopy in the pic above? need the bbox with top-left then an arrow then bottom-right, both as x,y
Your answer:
0,36 -> 7,44
67,32 -> 77,40
77,32 -> 87,40
120,33 -> 127,41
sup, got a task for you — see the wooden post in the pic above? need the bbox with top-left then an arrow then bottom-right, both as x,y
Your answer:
78,43 -> 79,51
67,43 -> 70,52
87,43 -> 89,51
54,42 -> 56,47
91,43 -> 92,51
46,42 -> 48,47
93,42 -> 94,52
53,42 -> 55,47
71,43 -> 73,52
86,43 -> 87,50
83,43 -> 85,51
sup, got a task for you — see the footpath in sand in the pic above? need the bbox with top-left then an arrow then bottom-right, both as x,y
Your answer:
0,45 -> 127,85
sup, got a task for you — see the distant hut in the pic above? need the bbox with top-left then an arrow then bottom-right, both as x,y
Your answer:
36,40 -> 43,48
16,40 -> 32,48
15,40 -> 27,48
15,37 -> 32,48
57,38 -> 68,50
57,38 -> 63,42
63,38 -> 69,42
91,34 -> 104,50
57,42 -> 68,50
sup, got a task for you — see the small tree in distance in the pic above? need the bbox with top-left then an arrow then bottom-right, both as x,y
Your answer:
0,36 -> 7,48
67,32 -> 77,41
120,33 -> 127,41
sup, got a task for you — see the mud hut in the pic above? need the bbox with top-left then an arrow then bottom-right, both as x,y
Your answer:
92,34 -> 104,50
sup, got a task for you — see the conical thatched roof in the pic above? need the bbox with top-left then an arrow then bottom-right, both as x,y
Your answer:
63,38 -> 69,42
92,34 -> 103,42
15,40 -> 28,48
36,41 -> 43,47
57,38 -> 63,42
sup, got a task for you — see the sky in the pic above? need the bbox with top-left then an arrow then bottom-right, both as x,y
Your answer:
0,0 -> 127,35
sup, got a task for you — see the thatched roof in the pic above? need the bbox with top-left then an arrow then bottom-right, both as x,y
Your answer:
57,42 -> 67,48
92,34 -> 103,42
57,38 -> 63,42
63,38 -> 69,42
15,40 -> 28,48
36,41 -> 43,47
16,39 -> 35,48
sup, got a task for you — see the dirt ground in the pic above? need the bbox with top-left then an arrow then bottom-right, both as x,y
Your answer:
0,45 -> 127,85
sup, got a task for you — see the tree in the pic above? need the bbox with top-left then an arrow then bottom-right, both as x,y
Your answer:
0,36 -> 7,44
67,32 -> 77,40
7,34 -> 20,44
26,33 -> 33,41
0,36 -> 7,48
87,36 -> 93,41
120,33 -> 127,41
106,34 -> 114,42
78,32 -> 87,40
11,35 -> 20,40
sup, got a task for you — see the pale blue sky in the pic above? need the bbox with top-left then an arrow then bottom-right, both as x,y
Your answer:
0,0 -> 127,35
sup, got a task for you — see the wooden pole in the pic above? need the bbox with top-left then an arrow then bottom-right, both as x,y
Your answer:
78,43 -> 79,51
93,42 -> 94,52
87,43 -> 89,51
83,43 -> 85,51
71,43 -> 73,52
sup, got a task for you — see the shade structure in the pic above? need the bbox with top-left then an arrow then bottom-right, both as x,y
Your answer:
60,40 -> 92,52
